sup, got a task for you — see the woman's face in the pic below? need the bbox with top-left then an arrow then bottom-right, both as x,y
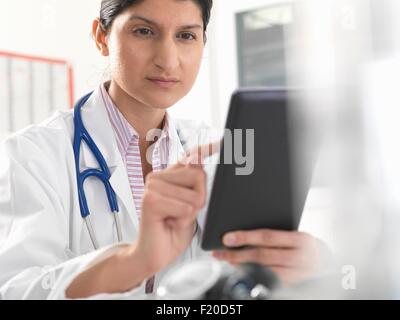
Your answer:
102,0 -> 205,109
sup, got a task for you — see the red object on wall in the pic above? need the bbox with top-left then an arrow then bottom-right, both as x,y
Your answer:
0,50 -> 75,108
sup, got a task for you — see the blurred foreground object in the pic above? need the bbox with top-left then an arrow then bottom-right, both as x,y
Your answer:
283,0 -> 400,298
156,259 -> 280,300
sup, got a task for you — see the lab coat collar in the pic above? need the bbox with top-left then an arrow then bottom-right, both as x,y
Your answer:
77,87 -> 136,228
77,86 -> 121,169
79,86 -> 185,168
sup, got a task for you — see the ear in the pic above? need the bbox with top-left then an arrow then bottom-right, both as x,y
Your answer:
92,18 -> 109,56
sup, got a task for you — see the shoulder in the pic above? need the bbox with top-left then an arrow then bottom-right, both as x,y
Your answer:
3,110 -> 74,164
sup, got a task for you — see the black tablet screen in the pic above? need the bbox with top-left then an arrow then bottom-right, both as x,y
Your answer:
201,89 -> 311,250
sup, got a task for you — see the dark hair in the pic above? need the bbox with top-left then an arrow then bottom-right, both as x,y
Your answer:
100,0 -> 213,38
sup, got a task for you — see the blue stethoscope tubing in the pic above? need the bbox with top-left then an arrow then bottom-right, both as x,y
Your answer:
73,92 -> 123,249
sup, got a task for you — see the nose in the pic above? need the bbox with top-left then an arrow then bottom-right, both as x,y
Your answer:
153,37 -> 180,72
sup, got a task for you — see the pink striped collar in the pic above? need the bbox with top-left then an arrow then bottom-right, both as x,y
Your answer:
99,83 -> 171,160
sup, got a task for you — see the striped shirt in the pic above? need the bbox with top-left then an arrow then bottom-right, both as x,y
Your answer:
100,83 -> 171,293
100,84 -> 170,217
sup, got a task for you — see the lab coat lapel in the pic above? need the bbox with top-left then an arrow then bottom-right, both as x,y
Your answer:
77,88 -> 138,230
77,91 -> 188,232
77,88 -> 119,169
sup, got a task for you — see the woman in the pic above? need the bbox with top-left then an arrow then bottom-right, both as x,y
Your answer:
0,0 -> 327,300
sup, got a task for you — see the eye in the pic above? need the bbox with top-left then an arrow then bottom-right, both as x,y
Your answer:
178,32 -> 196,41
133,27 -> 155,37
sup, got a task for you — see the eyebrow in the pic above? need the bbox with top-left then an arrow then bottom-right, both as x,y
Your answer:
128,15 -> 203,30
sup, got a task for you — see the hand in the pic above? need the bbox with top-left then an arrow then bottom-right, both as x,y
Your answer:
213,229 -> 329,285
135,142 -> 220,276
66,142 -> 220,299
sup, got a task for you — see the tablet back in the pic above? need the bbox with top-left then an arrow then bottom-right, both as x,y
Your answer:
201,88 -> 310,250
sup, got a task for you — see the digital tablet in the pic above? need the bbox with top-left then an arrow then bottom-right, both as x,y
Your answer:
201,88 -> 313,250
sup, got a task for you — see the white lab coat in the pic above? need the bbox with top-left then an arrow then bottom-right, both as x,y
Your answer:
0,87 -> 214,300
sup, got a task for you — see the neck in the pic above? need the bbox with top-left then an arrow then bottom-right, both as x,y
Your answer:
107,81 -> 166,142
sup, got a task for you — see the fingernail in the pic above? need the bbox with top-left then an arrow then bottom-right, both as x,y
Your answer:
224,233 -> 236,246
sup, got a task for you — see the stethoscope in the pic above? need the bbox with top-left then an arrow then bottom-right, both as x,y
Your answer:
72,92 -> 187,250
73,92 -> 122,250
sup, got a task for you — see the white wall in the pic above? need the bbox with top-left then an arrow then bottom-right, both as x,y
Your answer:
0,0 -> 99,99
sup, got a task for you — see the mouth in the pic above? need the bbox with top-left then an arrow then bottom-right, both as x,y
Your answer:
147,77 -> 180,89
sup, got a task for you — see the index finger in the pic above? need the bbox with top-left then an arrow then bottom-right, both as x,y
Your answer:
222,229 -> 310,249
179,141 -> 221,166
